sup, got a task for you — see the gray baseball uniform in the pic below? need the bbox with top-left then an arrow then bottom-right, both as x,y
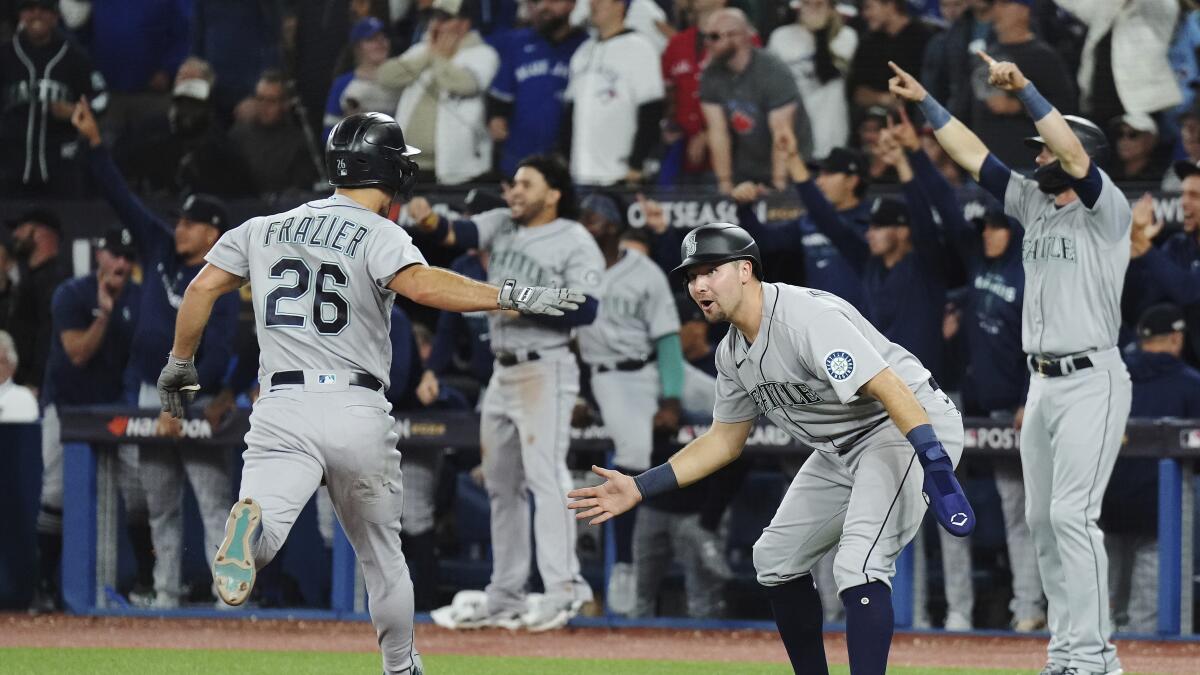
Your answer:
205,193 -> 427,674
713,284 -> 963,594
470,208 -> 604,614
578,248 -> 680,471
1004,168 -> 1132,673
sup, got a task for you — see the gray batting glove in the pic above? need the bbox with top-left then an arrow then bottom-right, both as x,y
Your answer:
497,279 -> 585,316
158,353 -> 200,419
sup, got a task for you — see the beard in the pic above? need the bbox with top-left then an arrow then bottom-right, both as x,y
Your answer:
1034,161 -> 1073,195
511,197 -> 545,225
12,236 -> 34,260
535,14 -> 568,38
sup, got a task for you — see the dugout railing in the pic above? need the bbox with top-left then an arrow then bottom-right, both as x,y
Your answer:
3,408 -> 1193,636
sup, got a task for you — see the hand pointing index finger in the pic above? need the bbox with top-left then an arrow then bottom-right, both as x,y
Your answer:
977,50 -> 997,66
887,60 -> 907,77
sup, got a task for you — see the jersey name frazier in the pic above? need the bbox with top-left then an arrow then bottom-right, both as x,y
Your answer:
260,215 -> 371,258
749,380 -> 825,414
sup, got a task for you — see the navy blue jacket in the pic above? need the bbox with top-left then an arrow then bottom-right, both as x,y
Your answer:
86,146 -> 239,393
736,181 -> 871,312
427,253 -> 493,383
42,275 -> 141,407
388,305 -> 422,409
910,151 -> 1027,413
817,161 -> 949,379
1102,350 -> 1200,533
1123,231 -> 1200,363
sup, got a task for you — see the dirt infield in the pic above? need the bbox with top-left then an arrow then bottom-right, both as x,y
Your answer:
3,614 -> 1199,673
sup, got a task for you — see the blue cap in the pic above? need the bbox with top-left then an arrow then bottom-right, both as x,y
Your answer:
580,193 -> 623,226
350,17 -> 384,43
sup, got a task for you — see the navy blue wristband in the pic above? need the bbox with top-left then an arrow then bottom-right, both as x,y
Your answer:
906,423 -> 948,463
918,95 -> 952,130
1016,82 -> 1052,121
633,463 -> 679,500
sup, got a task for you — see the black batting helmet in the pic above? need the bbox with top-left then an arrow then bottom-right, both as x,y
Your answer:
1023,115 -> 1110,166
326,112 -> 420,198
670,223 -> 762,282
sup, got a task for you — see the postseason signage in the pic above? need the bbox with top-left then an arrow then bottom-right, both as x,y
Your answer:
58,407 -> 1198,457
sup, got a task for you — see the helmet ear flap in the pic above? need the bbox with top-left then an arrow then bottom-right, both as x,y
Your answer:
394,155 -> 419,199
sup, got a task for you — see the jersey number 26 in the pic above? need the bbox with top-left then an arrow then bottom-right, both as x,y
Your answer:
264,257 -> 349,335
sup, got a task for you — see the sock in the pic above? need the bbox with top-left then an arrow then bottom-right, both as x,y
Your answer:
613,465 -> 639,563
764,574 -> 828,675
129,523 -> 156,588
841,581 -> 893,675
401,530 -> 438,612
36,531 -> 63,593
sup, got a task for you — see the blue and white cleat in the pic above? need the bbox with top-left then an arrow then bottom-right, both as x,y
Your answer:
213,497 -> 261,606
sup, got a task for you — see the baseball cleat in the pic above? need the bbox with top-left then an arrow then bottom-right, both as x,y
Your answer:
521,597 -> 585,633
213,497 -> 261,606
430,591 -> 522,630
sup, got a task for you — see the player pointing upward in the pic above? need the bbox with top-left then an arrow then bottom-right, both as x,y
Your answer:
569,222 -> 973,675
156,112 -> 584,675
888,53 -> 1131,675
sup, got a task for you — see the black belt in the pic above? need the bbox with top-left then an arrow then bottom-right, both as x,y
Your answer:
1028,354 -> 1093,378
270,370 -> 383,390
594,355 -> 656,374
495,351 -> 539,367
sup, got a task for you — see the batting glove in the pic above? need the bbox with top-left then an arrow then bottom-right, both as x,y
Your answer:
158,353 -> 200,419
497,279 -> 585,316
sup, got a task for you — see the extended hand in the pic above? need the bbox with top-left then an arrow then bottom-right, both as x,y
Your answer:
71,96 -> 102,148
567,465 -> 641,525
407,197 -> 435,229
158,354 -> 200,419
887,61 -> 927,103
497,280 -> 585,316
978,51 -> 1028,92
637,193 -> 668,234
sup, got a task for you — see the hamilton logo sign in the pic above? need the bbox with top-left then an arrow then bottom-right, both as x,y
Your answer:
107,416 -> 213,439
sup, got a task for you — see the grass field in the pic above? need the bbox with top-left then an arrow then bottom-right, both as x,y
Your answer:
0,648 -> 1046,675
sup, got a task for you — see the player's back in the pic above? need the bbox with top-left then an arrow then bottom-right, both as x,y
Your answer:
205,194 -> 427,389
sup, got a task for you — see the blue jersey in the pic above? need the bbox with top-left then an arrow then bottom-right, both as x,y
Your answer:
86,146 -> 239,392
42,275 -> 141,407
488,27 -> 587,176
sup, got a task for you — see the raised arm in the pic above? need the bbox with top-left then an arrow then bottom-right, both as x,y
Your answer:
977,50 -> 1089,177
887,62 -> 992,182
702,102 -> 735,195
776,133 -> 869,269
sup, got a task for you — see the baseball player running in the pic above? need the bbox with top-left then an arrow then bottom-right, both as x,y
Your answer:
412,155 -> 604,632
568,223 -> 974,675
888,53 -> 1131,675
156,113 -> 584,675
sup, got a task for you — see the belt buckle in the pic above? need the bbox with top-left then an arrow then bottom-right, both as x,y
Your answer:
1036,358 -> 1048,377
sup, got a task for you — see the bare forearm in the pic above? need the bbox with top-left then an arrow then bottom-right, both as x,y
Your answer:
931,117 -> 990,181
398,265 -> 500,312
861,368 -> 930,435
709,132 -> 733,184
666,425 -> 746,486
172,287 -> 220,360
61,318 -> 109,366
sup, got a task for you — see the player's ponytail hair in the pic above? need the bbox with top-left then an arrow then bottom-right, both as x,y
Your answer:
516,154 -> 579,221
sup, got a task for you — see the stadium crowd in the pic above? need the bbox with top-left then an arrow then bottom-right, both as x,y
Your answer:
2,0 -> 1200,634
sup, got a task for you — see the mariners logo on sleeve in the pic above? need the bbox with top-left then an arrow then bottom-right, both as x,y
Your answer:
824,350 -> 855,381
